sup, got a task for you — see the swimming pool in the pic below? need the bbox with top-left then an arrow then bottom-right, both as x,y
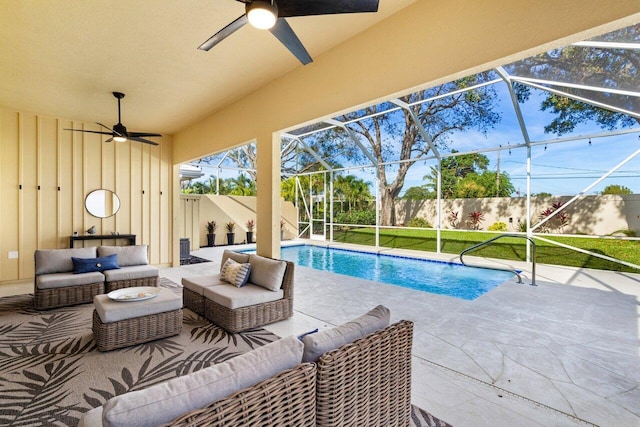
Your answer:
264,245 -> 514,300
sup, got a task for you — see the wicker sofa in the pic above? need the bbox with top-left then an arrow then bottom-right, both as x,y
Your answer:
182,250 -> 294,332
33,245 -> 158,310
79,306 -> 413,427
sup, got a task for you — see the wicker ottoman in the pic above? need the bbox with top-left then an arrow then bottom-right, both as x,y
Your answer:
93,288 -> 183,351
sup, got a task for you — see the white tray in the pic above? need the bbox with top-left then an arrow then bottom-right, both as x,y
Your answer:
107,286 -> 161,302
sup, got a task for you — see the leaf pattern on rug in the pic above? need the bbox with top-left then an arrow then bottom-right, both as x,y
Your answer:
0,338 -> 94,375
177,347 -> 243,375
123,337 -> 184,357
82,353 -> 187,410
0,294 -> 34,315
0,356 -> 84,426
3,311 -> 90,345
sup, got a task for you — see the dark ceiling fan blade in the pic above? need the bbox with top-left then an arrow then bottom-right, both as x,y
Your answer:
277,0 -> 379,17
104,137 -> 114,143
128,136 -> 159,146
269,18 -> 313,65
128,131 -> 163,138
64,128 -> 115,136
96,122 -> 113,132
198,15 -> 249,51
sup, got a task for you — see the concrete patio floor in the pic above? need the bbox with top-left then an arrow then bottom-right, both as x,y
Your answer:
3,241 -> 637,426
164,241 -> 640,427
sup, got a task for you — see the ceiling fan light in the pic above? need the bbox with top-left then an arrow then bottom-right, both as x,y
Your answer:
246,1 -> 278,30
113,136 -> 127,143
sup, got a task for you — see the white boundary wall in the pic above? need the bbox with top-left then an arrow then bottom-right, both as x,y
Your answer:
395,194 -> 640,235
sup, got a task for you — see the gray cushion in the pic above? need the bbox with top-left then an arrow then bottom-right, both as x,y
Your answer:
35,271 -> 105,290
34,247 -> 97,275
78,406 -> 102,427
203,283 -> 284,309
102,265 -> 159,282
302,305 -> 390,363
248,254 -> 286,292
94,289 -> 181,323
220,250 -> 250,272
181,274 -> 225,295
97,245 -> 149,267
101,335 -> 303,427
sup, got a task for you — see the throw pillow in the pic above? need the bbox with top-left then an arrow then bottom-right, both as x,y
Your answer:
302,305 -> 390,362
220,258 -> 252,288
71,254 -> 120,274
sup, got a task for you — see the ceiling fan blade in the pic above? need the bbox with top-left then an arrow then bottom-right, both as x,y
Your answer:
198,15 -> 249,51
277,0 -> 379,17
96,122 -> 113,132
128,136 -> 159,146
269,18 -> 313,65
64,128 -> 115,136
104,137 -> 114,143
128,131 -> 162,138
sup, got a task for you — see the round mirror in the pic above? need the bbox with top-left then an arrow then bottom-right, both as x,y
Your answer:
85,189 -> 121,218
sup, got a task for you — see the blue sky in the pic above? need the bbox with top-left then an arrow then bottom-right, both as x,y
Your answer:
195,81 -> 640,197
385,82 -> 640,197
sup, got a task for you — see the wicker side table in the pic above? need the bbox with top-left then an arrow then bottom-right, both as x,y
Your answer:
93,288 -> 182,351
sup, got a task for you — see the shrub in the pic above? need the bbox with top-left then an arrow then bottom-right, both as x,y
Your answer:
468,211 -> 484,230
406,217 -> 432,228
488,221 -> 508,232
334,209 -> 376,225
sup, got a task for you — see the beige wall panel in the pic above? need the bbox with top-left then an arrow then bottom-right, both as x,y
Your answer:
0,110 -> 19,281
149,144 -> 160,263
20,113 -> 38,277
38,116 -> 59,249
115,141 -> 131,235
58,120 -> 74,249
101,137 -> 117,235
84,130 -> 103,240
141,144 -> 150,246
179,197 -> 200,251
129,142 -> 143,244
160,139 -> 172,264
179,198 -> 188,240
71,125 -> 85,237
0,108 -> 175,283
191,198 -> 200,250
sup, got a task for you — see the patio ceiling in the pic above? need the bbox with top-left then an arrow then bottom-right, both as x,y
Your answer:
0,0 -> 414,135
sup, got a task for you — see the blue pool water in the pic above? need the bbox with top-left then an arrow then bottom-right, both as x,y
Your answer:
266,245 -> 514,300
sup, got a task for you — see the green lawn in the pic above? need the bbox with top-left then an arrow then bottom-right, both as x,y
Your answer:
331,227 -> 640,273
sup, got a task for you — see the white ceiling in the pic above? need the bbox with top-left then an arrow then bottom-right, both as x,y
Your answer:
0,0 -> 414,136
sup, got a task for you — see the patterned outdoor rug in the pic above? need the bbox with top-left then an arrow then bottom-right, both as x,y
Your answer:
0,279 -> 450,427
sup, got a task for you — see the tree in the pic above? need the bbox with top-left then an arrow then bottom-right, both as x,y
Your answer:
333,175 -> 371,213
423,152 -> 515,198
510,24 -> 640,135
225,173 -> 256,196
402,186 -> 435,200
602,184 -> 633,195
325,73 -> 500,225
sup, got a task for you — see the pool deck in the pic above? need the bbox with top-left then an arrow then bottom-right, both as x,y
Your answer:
4,240 -> 637,426
165,240 -> 640,427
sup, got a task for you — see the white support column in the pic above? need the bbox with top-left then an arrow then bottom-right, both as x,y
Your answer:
329,170 -> 334,242
436,159 -> 442,253
526,145 -> 532,262
375,172 -> 380,248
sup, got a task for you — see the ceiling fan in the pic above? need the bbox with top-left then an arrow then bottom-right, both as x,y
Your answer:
64,92 -> 161,146
198,0 -> 380,65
